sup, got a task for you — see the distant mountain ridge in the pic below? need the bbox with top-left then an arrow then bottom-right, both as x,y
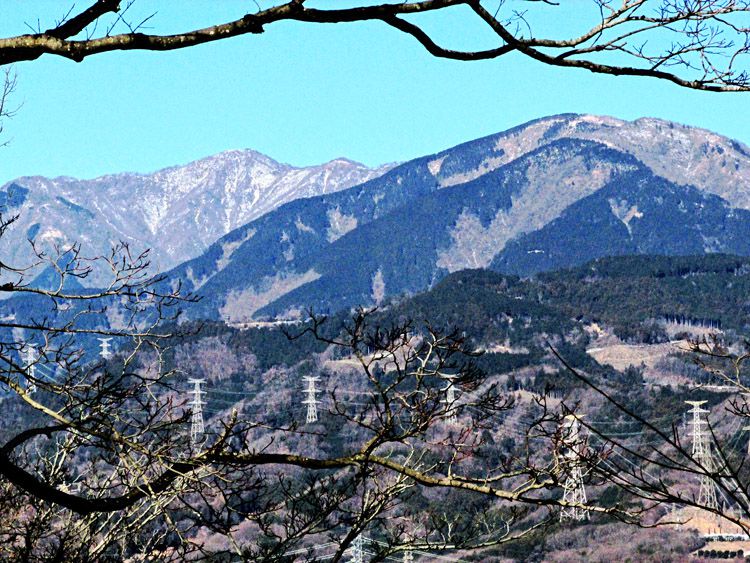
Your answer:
6,113 -> 750,324
161,114 -> 750,322
490,168 -> 750,276
0,150 -> 392,282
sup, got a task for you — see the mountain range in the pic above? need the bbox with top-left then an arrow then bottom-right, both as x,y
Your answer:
162,114 -> 750,321
5,113 -> 750,323
0,151 -> 392,281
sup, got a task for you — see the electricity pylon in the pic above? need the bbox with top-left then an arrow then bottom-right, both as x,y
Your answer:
24,346 -> 36,394
188,378 -> 206,448
743,425 -> 750,456
98,337 -> 112,360
741,394 -> 750,456
559,414 -> 589,521
441,374 -> 458,425
349,534 -> 364,563
686,401 -> 718,511
302,376 -> 321,423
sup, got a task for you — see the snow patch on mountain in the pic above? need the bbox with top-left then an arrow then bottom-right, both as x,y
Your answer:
216,228 -> 257,272
219,269 -> 321,323
609,199 -> 644,235
326,207 -> 358,243
295,217 -> 316,235
371,269 -> 386,305
428,156 -> 446,177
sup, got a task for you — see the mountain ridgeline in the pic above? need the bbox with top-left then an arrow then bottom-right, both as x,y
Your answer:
161,114 -> 750,322
491,169 -> 750,276
0,152 -> 391,282
5,113 -> 750,325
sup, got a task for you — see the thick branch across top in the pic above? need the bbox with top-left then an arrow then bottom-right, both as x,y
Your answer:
1,0 -> 750,91
0,1 -> 459,64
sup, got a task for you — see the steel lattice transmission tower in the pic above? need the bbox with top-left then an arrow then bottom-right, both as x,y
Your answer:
188,378 -> 206,448
349,534 -> 364,563
743,425 -> 750,456
559,414 -> 589,522
441,374 -> 458,425
686,401 -> 718,511
98,337 -> 112,360
302,376 -> 321,423
24,346 -> 37,394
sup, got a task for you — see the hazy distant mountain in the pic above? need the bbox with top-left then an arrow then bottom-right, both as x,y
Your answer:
163,114 -> 750,321
0,150 -> 392,281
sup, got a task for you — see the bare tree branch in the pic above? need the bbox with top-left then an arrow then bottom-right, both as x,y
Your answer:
1,1 -> 750,91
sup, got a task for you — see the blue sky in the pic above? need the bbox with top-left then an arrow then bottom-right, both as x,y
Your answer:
1,1 -> 749,183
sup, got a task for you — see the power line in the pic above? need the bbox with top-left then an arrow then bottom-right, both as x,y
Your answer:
208,389 -> 259,396
369,539 -> 464,562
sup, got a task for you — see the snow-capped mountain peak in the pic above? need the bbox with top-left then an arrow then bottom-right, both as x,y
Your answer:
0,149 -> 393,282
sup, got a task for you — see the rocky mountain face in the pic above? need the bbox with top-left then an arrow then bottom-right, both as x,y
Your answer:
0,151 -> 391,281
162,114 -> 750,322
